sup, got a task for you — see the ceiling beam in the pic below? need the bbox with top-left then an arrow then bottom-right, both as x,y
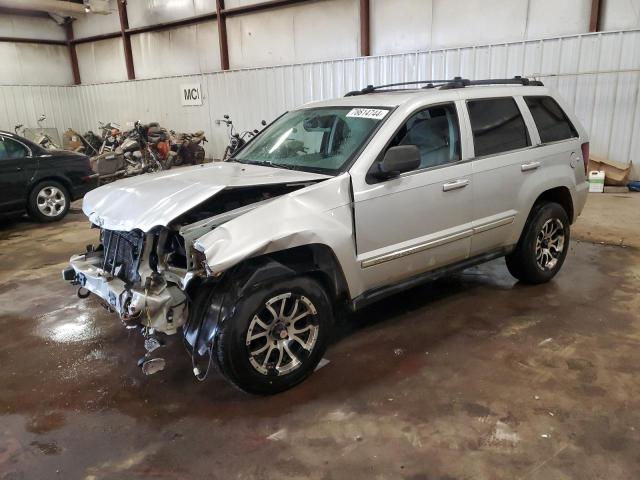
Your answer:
0,0 -> 86,16
125,11 -> 217,35
222,0 -> 312,16
71,32 -> 120,44
117,0 -> 135,80
589,0 -> 602,32
0,6 -> 51,18
359,0 -> 370,56
0,36 -> 66,45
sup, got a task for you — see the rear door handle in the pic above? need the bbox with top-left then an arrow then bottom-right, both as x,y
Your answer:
521,161 -> 541,172
442,179 -> 469,192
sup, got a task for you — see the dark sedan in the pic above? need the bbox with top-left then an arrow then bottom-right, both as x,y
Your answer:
0,130 -> 97,222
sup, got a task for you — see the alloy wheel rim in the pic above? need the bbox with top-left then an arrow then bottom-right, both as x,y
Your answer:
535,218 -> 565,271
36,186 -> 66,217
246,292 -> 319,376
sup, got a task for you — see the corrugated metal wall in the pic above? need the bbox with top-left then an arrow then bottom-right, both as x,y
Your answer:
1,29 -> 638,179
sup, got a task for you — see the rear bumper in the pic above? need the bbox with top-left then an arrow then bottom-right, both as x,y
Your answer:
64,252 -> 185,334
71,176 -> 99,200
573,181 -> 589,221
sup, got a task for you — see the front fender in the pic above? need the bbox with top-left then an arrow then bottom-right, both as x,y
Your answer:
193,174 -> 363,299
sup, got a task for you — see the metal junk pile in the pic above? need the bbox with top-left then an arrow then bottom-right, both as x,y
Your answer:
68,121 -> 208,184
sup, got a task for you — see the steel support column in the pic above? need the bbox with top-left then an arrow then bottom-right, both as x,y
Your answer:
216,0 -> 230,71
589,0 -> 602,32
359,0 -> 370,56
117,0 -> 135,80
64,21 -> 81,85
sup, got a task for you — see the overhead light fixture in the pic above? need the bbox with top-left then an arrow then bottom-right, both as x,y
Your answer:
82,0 -> 112,14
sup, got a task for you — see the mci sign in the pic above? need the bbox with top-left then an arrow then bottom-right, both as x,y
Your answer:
181,83 -> 203,106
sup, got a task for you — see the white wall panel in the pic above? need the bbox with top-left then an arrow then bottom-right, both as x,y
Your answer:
0,43 -> 72,86
223,0 -> 260,7
601,0 -> 640,30
0,85 -> 76,136
525,0 -> 591,39
370,0 -> 592,54
370,0 -> 432,55
76,37 -> 128,84
227,0 -> 359,69
127,0 -> 216,28
0,14 -> 65,41
73,1 -> 120,39
432,0 -> 528,48
2,30 -> 639,179
131,20 -> 220,78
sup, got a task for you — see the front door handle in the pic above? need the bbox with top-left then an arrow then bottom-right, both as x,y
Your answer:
521,161 -> 541,172
442,179 -> 469,192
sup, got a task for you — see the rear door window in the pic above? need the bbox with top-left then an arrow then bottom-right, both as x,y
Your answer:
524,96 -> 578,143
467,97 -> 530,157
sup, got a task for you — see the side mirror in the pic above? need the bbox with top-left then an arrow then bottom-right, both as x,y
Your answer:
261,120 -> 267,126
372,145 -> 421,180
224,115 -> 229,119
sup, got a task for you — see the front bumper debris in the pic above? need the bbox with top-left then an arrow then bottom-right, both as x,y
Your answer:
63,251 -> 187,335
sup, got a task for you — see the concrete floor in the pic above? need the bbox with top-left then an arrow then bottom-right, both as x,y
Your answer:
0,193 -> 639,480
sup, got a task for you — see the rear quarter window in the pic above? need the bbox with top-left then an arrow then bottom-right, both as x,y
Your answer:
467,97 -> 530,157
524,96 -> 578,143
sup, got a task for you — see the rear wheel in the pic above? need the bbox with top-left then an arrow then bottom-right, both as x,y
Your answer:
28,180 -> 70,222
505,202 -> 570,284
213,276 -> 332,395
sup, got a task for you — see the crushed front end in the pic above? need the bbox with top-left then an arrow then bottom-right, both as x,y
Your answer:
63,227 -> 191,374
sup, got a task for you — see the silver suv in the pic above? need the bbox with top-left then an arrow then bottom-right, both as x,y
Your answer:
64,77 -> 589,394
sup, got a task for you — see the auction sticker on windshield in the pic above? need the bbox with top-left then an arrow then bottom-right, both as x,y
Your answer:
346,108 -> 388,120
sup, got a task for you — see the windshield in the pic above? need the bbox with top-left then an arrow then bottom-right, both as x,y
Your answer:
232,107 -> 391,174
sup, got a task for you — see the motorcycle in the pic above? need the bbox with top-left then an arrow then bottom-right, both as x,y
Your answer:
90,121 -> 165,184
33,115 -> 61,150
146,123 -> 176,169
62,128 -> 101,155
170,129 -> 207,166
97,122 -> 122,154
218,115 -> 266,160
15,116 -> 60,149
82,130 -> 102,154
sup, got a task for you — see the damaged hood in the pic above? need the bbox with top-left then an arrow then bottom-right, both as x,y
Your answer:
82,162 -> 330,232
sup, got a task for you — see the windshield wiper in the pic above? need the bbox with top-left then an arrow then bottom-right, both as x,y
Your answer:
265,161 -> 299,171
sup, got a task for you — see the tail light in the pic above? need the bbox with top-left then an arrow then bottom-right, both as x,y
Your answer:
581,142 -> 590,176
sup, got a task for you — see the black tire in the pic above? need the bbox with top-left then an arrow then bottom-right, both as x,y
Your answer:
173,154 -> 184,167
212,276 -> 332,395
505,202 -> 570,284
27,180 -> 70,222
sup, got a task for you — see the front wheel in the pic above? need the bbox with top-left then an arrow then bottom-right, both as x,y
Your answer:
212,276 -> 332,395
505,202 -> 570,284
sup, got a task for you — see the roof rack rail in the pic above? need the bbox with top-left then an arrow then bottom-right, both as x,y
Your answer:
344,76 -> 544,96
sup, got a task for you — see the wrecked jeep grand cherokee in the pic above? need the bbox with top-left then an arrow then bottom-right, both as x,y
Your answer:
64,78 -> 589,394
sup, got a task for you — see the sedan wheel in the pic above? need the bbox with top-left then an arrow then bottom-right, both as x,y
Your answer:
36,186 -> 67,218
28,180 -> 70,222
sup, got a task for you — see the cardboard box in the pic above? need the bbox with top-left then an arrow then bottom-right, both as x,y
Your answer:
588,156 -> 632,186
